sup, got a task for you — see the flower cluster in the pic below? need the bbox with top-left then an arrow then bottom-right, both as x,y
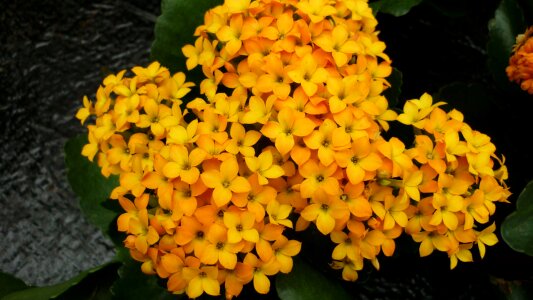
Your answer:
507,26 -> 533,94
76,61 -> 301,299
76,0 -> 510,299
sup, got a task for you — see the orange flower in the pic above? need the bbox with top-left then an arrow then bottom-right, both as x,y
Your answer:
305,119 -> 350,166
506,26 -> 533,94
299,159 -> 340,198
201,223 -> 244,269
162,145 -> 206,184
301,190 -> 349,235
261,107 -> 316,156
287,53 -> 329,96
201,158 -> 251,207
335,136 -> 382,184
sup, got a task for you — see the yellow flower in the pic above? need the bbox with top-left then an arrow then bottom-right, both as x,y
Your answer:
266,199 -> 293,228
226,123 -> 261,157
221,262 -> 253,299
182,265 -> 220,298
335,136 -> 382,184
402,170 -> 424,201
162,145 -> 206,184
269,236 -> 302,273
448,244 -> 473,270
407,135 -> 447,174
75,96 -> 93,124
301,190 -> 349,235
299,159 -> 340,198
261,107 -> 316,156
412,231 -> 453,257
476,222 -> 498,258
201,223 -> 243,269
243,253 -> 278,294
256,54 -> 292,99
241,95 -> 276,124
137,98 -> 180,138
216,14 -> 244,56
297,0 -> 337,23
201,158 -> 251,207
287,53 -> 329,96
315,25 -> 360,67
340,182 -> 372,219
197,108 -> 229,144
429,193 -> 464,231
223,211 -> 259,243
106,134 -> 133,172
376,137 -> 413,177
305,119 -> 350,166
397,93 -> 444,128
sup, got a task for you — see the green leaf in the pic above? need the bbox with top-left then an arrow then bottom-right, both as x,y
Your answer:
276,257 -> 351,300
487,0 -> 526,90
506,280 -> 533,300
110,248 -> 179,300
65,134 -> 119,238
0,273 -> 28,298
433,81 -> 497,127
425,0 -> 468,18
501,180 -> 533,256
1,263 -> 117,300
150,0 -> 223,75
383,67 -> 403,108
369,0 -> 424,17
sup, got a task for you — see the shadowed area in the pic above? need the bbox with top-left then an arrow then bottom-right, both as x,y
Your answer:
0,0 -> 159,285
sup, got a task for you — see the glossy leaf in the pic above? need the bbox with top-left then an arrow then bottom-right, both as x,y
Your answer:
150,0 -> 222,75
0,272 -> 28,298
110,248 -> 179,300
383,67 -> 403,108
2,263 -> 117,300
370,0 -> 424,16
65,134 -> 119,238
487,0 -> 526,90
433,82 -> 497,127
276,257 -> 351,300
501,180 -> 533,256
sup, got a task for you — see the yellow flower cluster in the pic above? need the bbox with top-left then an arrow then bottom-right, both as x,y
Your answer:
396,93 -> 510,269
507,26 -> 533,94
76,61 -> 301,299
76,0 -> 510,298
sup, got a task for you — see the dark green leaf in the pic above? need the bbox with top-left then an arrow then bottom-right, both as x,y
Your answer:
433,81 -> 497,127
517,0 -> 533,25
0,273 -> 28,298
487,0 -> 526,90
150,0 -> 223,75
426,0 -> 468,18
276,257 -> 351,300
501,180 -> 533,256
2,263 -> 116,300
383,67 -> 403,108
65,134 -> 119,238
110,248 -> 179,300
507,280 -> 533,300
55,263 -> 120,300
370,0 -> 424,17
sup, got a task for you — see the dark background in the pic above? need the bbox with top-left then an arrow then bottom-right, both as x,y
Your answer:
0,0 -> 160,285
1,0 -> 532,298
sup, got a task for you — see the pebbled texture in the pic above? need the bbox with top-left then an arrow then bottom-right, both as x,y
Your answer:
0,0 -> 160,286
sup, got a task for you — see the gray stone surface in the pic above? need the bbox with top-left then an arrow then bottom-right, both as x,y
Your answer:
0,0 -> 160,286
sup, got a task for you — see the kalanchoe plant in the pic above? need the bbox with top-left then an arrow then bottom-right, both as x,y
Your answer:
73,0 -> 511,298
5,0 -> 533,299
507,26 -> 533,94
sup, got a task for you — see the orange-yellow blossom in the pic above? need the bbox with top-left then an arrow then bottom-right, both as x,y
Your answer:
201,158 -> 251,207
